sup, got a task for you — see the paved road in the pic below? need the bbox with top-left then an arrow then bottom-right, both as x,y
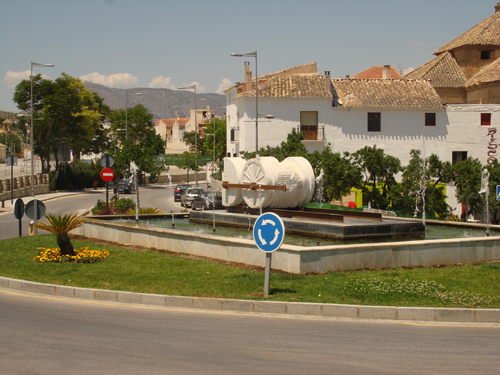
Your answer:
0,185 -> 193,240
1,289 -> 499,375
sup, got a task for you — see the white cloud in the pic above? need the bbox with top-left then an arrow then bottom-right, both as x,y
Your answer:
403,67 -> 415,75
148,75 -> 176,89
79,72 -> 139,87
2,70 -> 52,88
216,78 -> 233,94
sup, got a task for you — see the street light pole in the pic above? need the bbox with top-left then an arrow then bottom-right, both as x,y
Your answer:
231,51 -> 258,156
30,61 -> 54,197
177,84 -> 198,186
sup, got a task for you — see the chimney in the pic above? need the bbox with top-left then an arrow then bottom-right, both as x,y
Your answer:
245,61 -> 252,92
382,65 -> 391,79
495,2 -> 500,13
324,71 -> 331,93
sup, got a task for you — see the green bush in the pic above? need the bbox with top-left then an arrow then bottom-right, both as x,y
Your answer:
115,198 -> 136,213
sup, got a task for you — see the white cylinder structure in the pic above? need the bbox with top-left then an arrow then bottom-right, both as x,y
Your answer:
241,157 -> 279,208
221,157 -> 246,207
222,156 -> 315,209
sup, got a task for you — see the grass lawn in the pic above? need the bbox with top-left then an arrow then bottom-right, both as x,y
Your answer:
1,234 -> 499,309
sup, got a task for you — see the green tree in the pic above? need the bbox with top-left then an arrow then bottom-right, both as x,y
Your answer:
183,131 -> 206,155
308,147 -> 362,202
241,128 -> 309,161
393,150 -> 451,218
486,160 -> 500,224
13,73 -> 109,170
108,104 -> 167,182
347,145 -> 402,210
176,151 -> 201,182
0,132 -> 22,155
203,118 -> 227,162
13,74 -> 55,170
448,157 -> 483,215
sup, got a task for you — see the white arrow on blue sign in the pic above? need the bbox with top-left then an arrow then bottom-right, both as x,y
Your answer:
497,185 -> 500,200
253,212 -> 285,252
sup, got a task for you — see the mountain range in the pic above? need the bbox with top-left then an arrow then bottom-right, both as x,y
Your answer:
83,82 -> 226,121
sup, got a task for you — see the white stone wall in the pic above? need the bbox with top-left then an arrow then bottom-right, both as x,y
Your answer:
225,95 -> 500,214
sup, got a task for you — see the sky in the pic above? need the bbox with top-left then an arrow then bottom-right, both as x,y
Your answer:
0,0 -> 497,113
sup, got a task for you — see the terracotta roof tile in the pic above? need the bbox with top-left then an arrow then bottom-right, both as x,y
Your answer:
236,73 -> 332,99
403,52 -> 466,88
434,10 -> 500,54
352,66 -> 402,79
465,57 -> 500,87
331,79 -> 443,109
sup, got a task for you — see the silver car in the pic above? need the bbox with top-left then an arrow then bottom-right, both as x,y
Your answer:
180,187 -> 204,207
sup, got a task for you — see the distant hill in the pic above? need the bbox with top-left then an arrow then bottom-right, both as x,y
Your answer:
83,82 -> 226,121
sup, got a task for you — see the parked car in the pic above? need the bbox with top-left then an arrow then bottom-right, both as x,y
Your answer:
174,184 -> 191,202
113,177 -> 136,194
180,187 -> 204,207
191,191 -> 223,211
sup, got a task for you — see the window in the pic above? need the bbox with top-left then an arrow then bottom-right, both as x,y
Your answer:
230,127 -> 239,142
300,111 -> 318,140
368,112 -> 381,132
452,151 -> 467,164
481,50 -> 492,60
425,113 -> 436,126
481,113 -> 491,126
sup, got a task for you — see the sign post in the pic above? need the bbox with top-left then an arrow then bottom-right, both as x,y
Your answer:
13,198 -> 24,237
253,212 -> 285,297
101,168 -> 115,215
7,155 -> 17,204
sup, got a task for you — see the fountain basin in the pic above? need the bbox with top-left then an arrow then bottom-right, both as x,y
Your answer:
74,217 -> 500,274
189,210 -> 425,240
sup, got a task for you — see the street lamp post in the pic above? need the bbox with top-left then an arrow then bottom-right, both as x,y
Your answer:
125,90 -> 142,139
231,51 -> 259,156
30,61 -> 54,197
177,84 -> 198,186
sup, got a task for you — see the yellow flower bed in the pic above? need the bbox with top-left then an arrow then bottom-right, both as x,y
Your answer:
34,247 -> 110,264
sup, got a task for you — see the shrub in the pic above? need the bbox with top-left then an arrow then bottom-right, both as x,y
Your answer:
34,247 -> 110,263
116,198 -> 135,213
36,213 -> 85,256
125,207 -> 164,215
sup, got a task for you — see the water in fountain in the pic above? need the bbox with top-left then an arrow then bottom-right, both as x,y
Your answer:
315,169 -> 324,208
125,217 -> 498,247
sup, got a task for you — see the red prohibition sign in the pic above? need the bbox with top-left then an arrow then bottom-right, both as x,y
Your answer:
101,168 -> 115,182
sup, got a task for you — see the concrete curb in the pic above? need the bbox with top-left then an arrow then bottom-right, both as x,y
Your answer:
2,276 -> 499,324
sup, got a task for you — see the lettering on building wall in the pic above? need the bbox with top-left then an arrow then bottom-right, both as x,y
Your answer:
487,127 -> 498,164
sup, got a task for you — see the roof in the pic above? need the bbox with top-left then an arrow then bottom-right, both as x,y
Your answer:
235,73 -> 332,99
331,79 -> 443,109
465,57 -> 500,87
226,62 -> 318,94
352,66 -> 402,79
434,7 -> 500,55
156,117 -> 190,127
404,52 -> 466,88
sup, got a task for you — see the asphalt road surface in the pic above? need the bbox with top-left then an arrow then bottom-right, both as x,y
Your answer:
0,186 -> 182,240
1,289 -> 499,375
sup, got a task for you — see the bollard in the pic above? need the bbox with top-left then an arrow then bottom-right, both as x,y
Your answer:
29,221 -> 35,236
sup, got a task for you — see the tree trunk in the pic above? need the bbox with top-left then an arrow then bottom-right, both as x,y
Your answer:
57,234 -> 75,256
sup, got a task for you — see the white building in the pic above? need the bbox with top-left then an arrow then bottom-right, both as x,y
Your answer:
225,63 -> 500,214
156,107 -> 215,154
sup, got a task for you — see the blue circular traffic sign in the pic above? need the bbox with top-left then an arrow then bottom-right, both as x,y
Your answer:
253,212 -> 285,252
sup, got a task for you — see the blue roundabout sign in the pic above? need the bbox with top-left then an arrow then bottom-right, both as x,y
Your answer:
253,212 -> 285,252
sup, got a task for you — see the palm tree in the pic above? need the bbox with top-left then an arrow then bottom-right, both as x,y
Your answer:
36,213 -> 85,256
